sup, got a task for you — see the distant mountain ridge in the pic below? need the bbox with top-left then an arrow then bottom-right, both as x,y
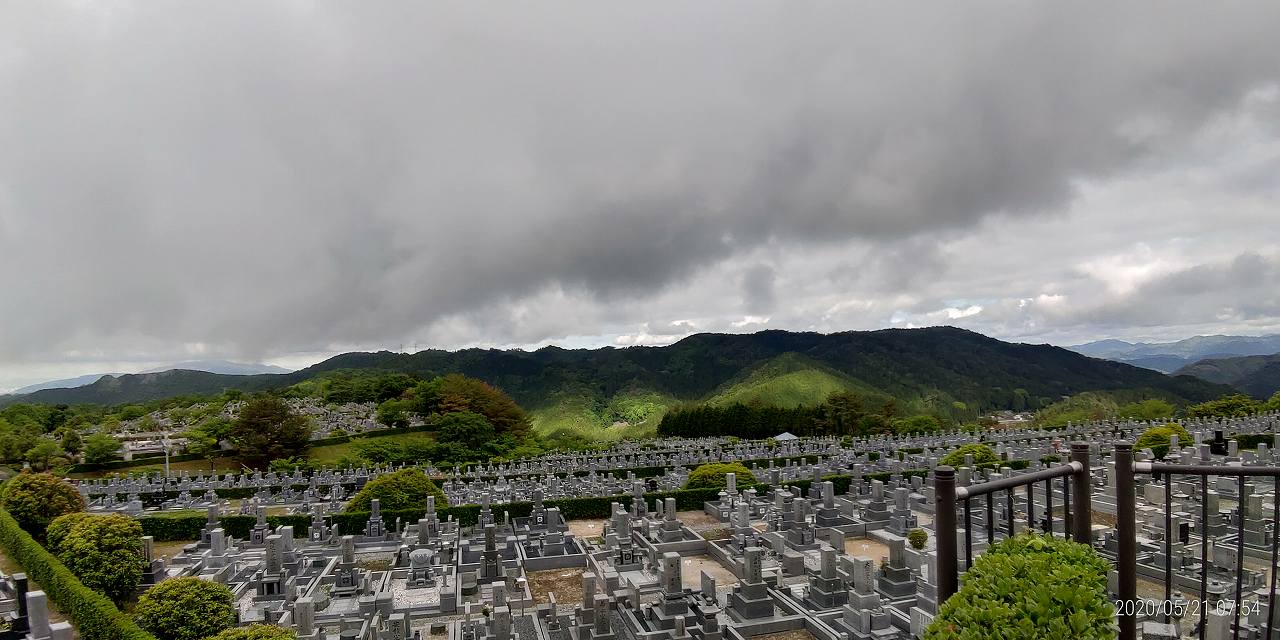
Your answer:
1069,334 -> 1280,372
140,360 -> 291,376
10,373 -> 122,395
1175,354 -> 1280,399
0,328 -> 1232,416
8,360 -> 291,396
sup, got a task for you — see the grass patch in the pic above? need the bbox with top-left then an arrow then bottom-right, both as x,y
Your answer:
308,431 -> 443,464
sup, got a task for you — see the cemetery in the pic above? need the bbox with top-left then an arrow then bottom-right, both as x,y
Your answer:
0,411 -> 1277,640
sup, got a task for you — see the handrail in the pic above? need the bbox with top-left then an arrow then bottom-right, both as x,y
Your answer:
935,442 -> 1092,605
1134,461 -> 1280,477
1118,441 -> 1280,640
955,462 -> 1082,499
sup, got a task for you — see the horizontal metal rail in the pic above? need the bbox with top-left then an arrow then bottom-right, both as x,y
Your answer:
955,462 -> 1083,499
1135,462 -> 1280,477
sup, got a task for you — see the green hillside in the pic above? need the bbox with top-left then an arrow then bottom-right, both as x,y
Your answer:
706,353 -> 870,408
3,328 -> 1234,444
530,389 -> 674,443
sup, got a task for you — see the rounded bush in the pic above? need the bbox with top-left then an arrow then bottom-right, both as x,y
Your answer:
135,577 -> 236,640
0,472 -> 86,535
939,444 -> 999,468
907,528 -> 928,550
136,578 -> 236,640
207,624 -> 298,640
53,513 -> 145,605
346,468 -> 448,513
684,463 -> 757,490
45,512 -> 94,552
925,534 -> 1115,639
1135,423 -> 1193,460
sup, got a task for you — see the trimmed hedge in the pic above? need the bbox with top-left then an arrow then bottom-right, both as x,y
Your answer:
0,506 -> 156,640
1234,433 -> 1275,450
685,463 -> 759,490
925,534 -> 1115,639
453,454 -> 825,483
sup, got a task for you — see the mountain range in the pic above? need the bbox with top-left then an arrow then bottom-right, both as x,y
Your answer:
8,360 -> 291,395
0,328 -> 1231,439
1068,334 -> 1280,373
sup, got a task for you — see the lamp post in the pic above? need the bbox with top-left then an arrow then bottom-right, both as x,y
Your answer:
161,431 -> 172,480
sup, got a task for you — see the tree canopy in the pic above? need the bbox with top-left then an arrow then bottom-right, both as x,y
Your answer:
81,433 -> 122,465
1187,394 -> 1266,418
0,472 -> 85,535
229,396 -> 313,468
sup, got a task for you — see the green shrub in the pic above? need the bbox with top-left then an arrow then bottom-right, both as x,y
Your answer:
0,507 -> 155,640
1234,433 -> 1276,450
1187,394 -> 1262,419
940,444 -> 998,468
684,463 -> 758,490
51,513 -> 145,605
1135,423 -> 1192,460
925,534 -> 1115,639
908,528 -> 928,550
206,624 -> 297,640
0,472 -> 86,535
346,469 -> 449,512
45,511 -> 94,551
135,577 -> 236,640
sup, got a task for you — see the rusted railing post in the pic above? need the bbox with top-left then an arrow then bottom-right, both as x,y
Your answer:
1070,442 -> 1091,543
935,465 -> 958,603
1115,442 -> 1136,640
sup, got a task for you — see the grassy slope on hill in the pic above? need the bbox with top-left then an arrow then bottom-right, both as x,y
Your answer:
705,353 -> 871,408
530,389 -> 674,441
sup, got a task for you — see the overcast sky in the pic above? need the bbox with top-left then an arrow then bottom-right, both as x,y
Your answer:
2,2 -> 1280,390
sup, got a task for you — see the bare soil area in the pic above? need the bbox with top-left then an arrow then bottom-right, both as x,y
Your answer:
528,568 -> 585,605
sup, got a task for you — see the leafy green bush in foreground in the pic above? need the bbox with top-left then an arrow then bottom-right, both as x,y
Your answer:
925,534 -> 1115,640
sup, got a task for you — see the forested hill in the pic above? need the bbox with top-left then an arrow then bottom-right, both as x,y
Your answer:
1175,354 -> 1280,399
2,327 -> 1232,411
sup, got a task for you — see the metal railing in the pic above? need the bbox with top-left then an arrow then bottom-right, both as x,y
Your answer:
1115,441 -> 1280,640
934,442 -> 1093,602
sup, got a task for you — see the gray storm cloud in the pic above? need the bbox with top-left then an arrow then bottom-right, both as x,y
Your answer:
2,1 -> 1280,375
